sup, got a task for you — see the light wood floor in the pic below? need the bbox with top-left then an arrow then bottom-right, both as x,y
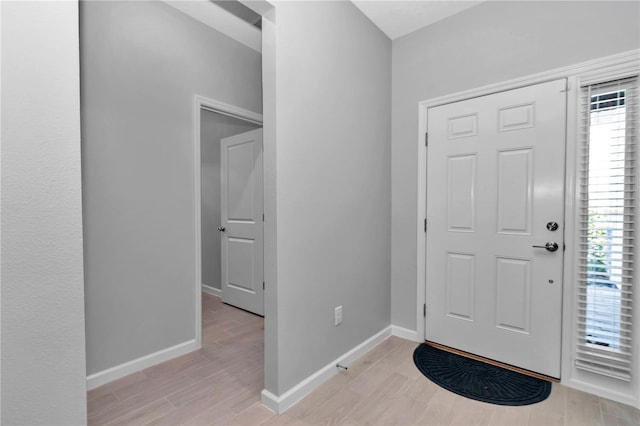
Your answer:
88,292 -> 640,425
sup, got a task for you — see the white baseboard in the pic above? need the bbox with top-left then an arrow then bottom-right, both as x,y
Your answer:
202,284 -> 221,297
391,325 -> 421,342
563,377 -> 638,408
261,389 -> 280,414
86,339 -> 198,390
261,326 -> 392,414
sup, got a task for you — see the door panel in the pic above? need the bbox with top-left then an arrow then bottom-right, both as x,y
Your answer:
227,142 -> 256,220
426,79 -> 567,377
446,252 -> 475,321
495,257 -> 531,333
220,129 -> 264,316
447,155 -> 476,231
497,149 -> 532,234
227,237 -> 255,292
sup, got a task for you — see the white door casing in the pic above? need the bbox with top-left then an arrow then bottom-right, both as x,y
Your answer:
220,128 -> 264,316
425,79 -> 567,378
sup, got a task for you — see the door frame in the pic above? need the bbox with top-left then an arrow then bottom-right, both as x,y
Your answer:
193,95 -> 263,348
416,50 -> 640,391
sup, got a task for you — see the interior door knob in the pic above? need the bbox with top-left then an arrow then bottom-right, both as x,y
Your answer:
532,242 -> 559,252
217,226 -> 226,232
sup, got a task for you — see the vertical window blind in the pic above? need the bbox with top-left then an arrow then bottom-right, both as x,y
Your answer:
576,76 -> 638,381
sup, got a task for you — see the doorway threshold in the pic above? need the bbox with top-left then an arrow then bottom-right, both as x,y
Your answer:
425,340 -> 560,383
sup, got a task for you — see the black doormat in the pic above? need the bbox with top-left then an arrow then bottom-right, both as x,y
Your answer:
413,343 -> 551,406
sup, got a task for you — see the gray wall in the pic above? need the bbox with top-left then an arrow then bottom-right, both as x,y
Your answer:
391,0 -> 640,330
81,1 -> 262,375
1,2 -> 87,423
268,0 -> 392,393
201,110 -> 260,290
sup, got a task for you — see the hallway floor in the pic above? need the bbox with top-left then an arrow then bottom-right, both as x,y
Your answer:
87,292 -> 264,425
87,292 -> 640,425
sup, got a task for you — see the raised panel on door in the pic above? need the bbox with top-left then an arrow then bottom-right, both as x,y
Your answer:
497,148 -> 533,235
447,155 -> 476,232
498,103 -> 535,132
448,114 -> 478,139
446,252 -> 476,321
227,141 -> 256,221
495,257 -> 531,334
227,237 -> 256,293
426,79 -> 566,378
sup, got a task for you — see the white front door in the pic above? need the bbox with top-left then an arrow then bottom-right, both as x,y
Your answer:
425,79 -> 567,378
220,129 -> 264,316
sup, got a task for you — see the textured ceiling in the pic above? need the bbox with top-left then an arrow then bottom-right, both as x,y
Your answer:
351,1 -> 485,40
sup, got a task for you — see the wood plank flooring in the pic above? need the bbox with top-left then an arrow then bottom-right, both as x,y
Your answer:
88,292 -> 640,425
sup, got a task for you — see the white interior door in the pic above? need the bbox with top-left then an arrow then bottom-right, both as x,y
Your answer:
220,128 -> 264,316
425,79 -> 567,377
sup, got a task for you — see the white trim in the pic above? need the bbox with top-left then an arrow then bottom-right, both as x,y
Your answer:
391,325 -> 421,342
193,99 -> 203,351
416,99 -> 428,343
162,0 -> 261,53
564,377 -> 638,408
86,340 -> 198,390
197,95 -> 264,125
260,389 -> 280,414
417,50 -> 639,112
562,74 -> 580,393
202,284 -> 222,297
416,49 -> 640,407
193,95 -> 263,354
261,326 -> 392,414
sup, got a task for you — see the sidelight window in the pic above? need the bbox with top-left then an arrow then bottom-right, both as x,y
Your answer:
576,77 -> 637,381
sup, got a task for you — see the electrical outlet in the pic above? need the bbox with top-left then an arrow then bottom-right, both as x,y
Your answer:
334,305 -> 343,326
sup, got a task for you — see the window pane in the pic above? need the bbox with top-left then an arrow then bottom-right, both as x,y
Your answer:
585,89 -> 627,350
